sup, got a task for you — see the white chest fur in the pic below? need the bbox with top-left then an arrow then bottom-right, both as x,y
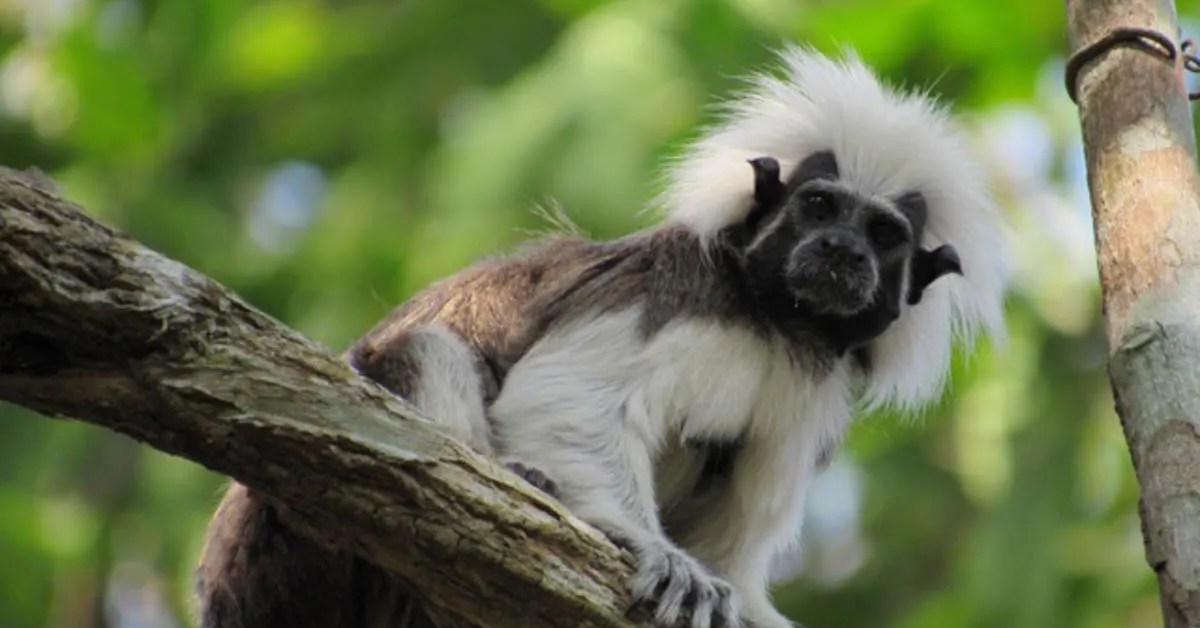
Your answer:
489,306 -> 850,481
488,305 -> 853,621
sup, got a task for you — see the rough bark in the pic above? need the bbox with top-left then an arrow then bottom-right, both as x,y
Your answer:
1067,2 -> 1200,626
0,166 -> 646,628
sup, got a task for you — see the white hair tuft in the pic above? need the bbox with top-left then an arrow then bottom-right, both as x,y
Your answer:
662,46 -> 1009,410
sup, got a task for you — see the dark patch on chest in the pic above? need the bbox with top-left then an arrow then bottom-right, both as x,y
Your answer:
690,436 -> 744,490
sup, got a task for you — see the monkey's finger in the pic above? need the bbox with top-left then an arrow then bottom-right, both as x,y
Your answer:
630,557 -> 668,604
712,583 -> 741,628
652,553 -> 693,626
687,585 -> 716,628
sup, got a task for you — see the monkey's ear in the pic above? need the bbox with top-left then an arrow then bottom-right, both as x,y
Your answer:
907,244 -> 962,305
748,157 -> 784,208
742,157 -> 786,236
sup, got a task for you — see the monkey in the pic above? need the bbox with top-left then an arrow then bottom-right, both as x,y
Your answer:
197,48 -> 1008,628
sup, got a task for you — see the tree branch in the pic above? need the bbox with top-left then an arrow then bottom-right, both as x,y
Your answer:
1067,1 -> 1200,625
0,166 -> 645,628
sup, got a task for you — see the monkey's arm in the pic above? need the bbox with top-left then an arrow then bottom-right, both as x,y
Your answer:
667,400 -> 847,628
487,312 -> 740,628
497,406 -> 738,628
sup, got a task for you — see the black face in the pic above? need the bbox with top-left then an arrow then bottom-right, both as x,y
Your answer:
738,151 -> 918,317
728,151 -> 962,354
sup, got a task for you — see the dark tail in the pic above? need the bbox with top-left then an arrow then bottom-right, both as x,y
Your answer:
196,483 -> 439,628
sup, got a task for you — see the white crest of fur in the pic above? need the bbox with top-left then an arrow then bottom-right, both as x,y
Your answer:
662,47 -> 1008,410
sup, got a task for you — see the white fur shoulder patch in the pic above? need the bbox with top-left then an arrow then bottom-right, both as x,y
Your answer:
662,47 -> 1009,410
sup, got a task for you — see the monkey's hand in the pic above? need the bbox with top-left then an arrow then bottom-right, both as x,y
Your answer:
631,540 -> 741,628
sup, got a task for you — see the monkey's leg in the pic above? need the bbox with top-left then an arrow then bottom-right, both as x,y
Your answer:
348,323 -> 493,454
353,324 -> 565,490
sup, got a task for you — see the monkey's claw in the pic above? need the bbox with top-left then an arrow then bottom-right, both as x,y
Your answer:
631,542 -> 742,628
506,461 -> 559,497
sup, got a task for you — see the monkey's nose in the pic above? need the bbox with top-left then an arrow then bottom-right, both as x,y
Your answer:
818,234 -> 869,266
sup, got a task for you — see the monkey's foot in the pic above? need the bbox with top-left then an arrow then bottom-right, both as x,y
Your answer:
631,541 -> 741,628
506,462 -> 559,498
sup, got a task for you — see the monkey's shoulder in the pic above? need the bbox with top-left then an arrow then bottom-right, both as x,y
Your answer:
346,232 -> 652,373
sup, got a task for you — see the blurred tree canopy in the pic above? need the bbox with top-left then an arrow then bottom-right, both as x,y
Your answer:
2,1 -> 1196,627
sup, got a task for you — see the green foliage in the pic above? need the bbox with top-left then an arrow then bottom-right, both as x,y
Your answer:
0,1 -> 1173,627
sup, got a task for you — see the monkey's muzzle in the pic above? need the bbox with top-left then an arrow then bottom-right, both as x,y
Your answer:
786,234 -> 877,316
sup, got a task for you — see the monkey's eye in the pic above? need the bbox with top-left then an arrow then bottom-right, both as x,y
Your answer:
802,192 -> 837,223
868,219 -> 909,250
